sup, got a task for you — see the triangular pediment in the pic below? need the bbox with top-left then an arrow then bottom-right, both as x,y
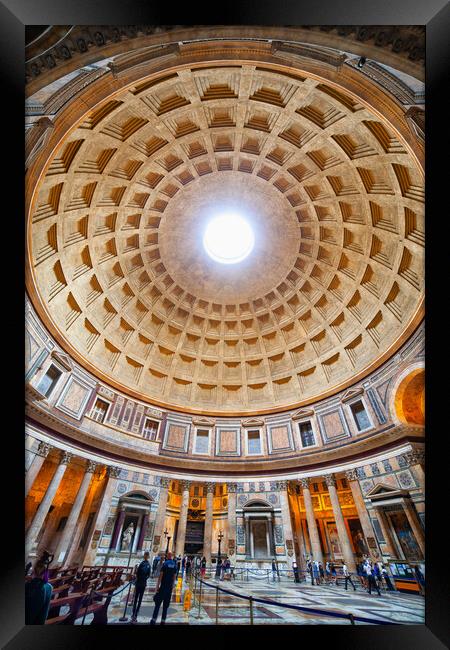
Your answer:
192,416 -> 216,427
341,387 -> 364,403
51,350 -> 72,371
365,483 -> 408,499
241,417 -> 265,427
291,408 -> 315,421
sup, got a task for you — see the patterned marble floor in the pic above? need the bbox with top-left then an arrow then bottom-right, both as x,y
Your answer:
75,575 -> 425,626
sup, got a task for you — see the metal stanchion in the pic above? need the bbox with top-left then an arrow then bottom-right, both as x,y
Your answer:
215,585 -> 219,625
119,578 -> 134,622
249,595 -> 254,625
81,587 -> 94,626
196,576 -> 203,619
349,613 -> 355,625
267,569 -> 270,584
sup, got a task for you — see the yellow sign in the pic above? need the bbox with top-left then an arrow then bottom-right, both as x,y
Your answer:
175,576 -> 183,602
183,589 -> 192,611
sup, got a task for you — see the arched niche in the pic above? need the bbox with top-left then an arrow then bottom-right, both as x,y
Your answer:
394,367 -> 425,425
243,500 -> 276,560
109,491 -> 154,557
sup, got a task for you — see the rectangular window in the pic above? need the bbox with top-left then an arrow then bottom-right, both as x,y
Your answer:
37,364 -> 62,398
299,421 -> 315,447
91,398 -> 109,423
350,400 -> 371,431
247,429 -> 261,455
143,418 -> 159,441
194,429 -> 210,454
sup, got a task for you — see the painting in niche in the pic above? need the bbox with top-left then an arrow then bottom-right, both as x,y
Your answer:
388,510 -> 422,560
347,518 -> 369,556
325,521 -> 342,557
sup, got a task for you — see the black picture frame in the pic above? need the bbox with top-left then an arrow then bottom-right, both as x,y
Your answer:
3,0 -> 449,646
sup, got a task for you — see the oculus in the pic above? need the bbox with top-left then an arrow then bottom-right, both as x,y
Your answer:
203,212 -> 255,264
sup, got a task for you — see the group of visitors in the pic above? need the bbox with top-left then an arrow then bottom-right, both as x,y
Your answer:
306,559 -> 335,585
355,557 -> 395,594
215,556 -> 232,580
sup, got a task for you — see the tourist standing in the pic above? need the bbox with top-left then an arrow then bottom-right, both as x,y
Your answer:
186,556 -> 192,578
365,561 -> 381,596
25,554 -> 53,624
319,562 -> 325,584
325,561 -> 331,584
313,561 -> 320,585
215,557 -> 223,579
342,563 -> 356,592
151,554 -> 160,578
149,551 -> 177,625
271,559 -> 278,582
330,561 -> 337,586
292,560 -> 300,583
200,556 -> 207,578
381,565 -> 395,591
131,551 -> 151,623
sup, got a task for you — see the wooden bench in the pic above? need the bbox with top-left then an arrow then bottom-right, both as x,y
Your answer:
46,594 -> 85,625
76,585 -> 117,625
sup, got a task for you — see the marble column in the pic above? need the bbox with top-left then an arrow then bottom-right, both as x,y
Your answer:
203,482 -> 215,564
81,465 -> 121,566
277,481 -> 295,569
110,507 -> 126,551
403,449 -> 425,495
300,478 -> 323,564
152,477 -> 170,553
227,483 -> 237,560
325,474 -> 357,572
374,507 -> 398,558
175,480 -> 191,556
402,499 -> 425,556
291,485 -> 307,571
137,511 -> 150,551
345,469 -> 381,559
25,441 -> 52,496
53,460 -> 97,566
25,450 -> 73,558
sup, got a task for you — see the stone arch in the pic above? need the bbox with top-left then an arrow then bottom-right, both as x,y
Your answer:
119,490 -> 153,503
391,364 -> 425,425
243,499 -> 272,509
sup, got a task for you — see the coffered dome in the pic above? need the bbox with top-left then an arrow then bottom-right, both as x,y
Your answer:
27,57 -> 424,414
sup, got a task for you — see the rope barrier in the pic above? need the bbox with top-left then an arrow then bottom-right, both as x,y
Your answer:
194,574 -> 399,625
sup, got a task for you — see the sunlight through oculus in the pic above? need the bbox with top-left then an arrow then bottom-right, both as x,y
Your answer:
203,213 -> 255,264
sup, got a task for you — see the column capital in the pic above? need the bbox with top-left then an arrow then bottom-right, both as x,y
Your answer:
180,479 -> 192,492
345,469 -> 359,482
36,441 -> 52,458
159,476 -> 171,488
107,465 -> 122,479
227,482 -> 238,493
299,477 -> 310,489
59,451 -> 73,466
324,474 -> 337,488
276,480 -> 288,491
85,460 -> 97,474
403,449 -> 425,467
205,482 -> 216,493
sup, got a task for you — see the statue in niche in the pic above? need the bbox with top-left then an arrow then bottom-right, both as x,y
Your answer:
121,522 -> 135,551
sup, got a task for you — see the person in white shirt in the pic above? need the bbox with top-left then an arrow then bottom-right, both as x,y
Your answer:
365,561 -> 381,595
342,563 -> 356,591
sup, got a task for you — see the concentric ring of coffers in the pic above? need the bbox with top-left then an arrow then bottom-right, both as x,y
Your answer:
27,59 -> 424,415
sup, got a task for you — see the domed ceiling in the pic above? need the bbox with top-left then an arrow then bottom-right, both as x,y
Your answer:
27,60 -> 424,415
